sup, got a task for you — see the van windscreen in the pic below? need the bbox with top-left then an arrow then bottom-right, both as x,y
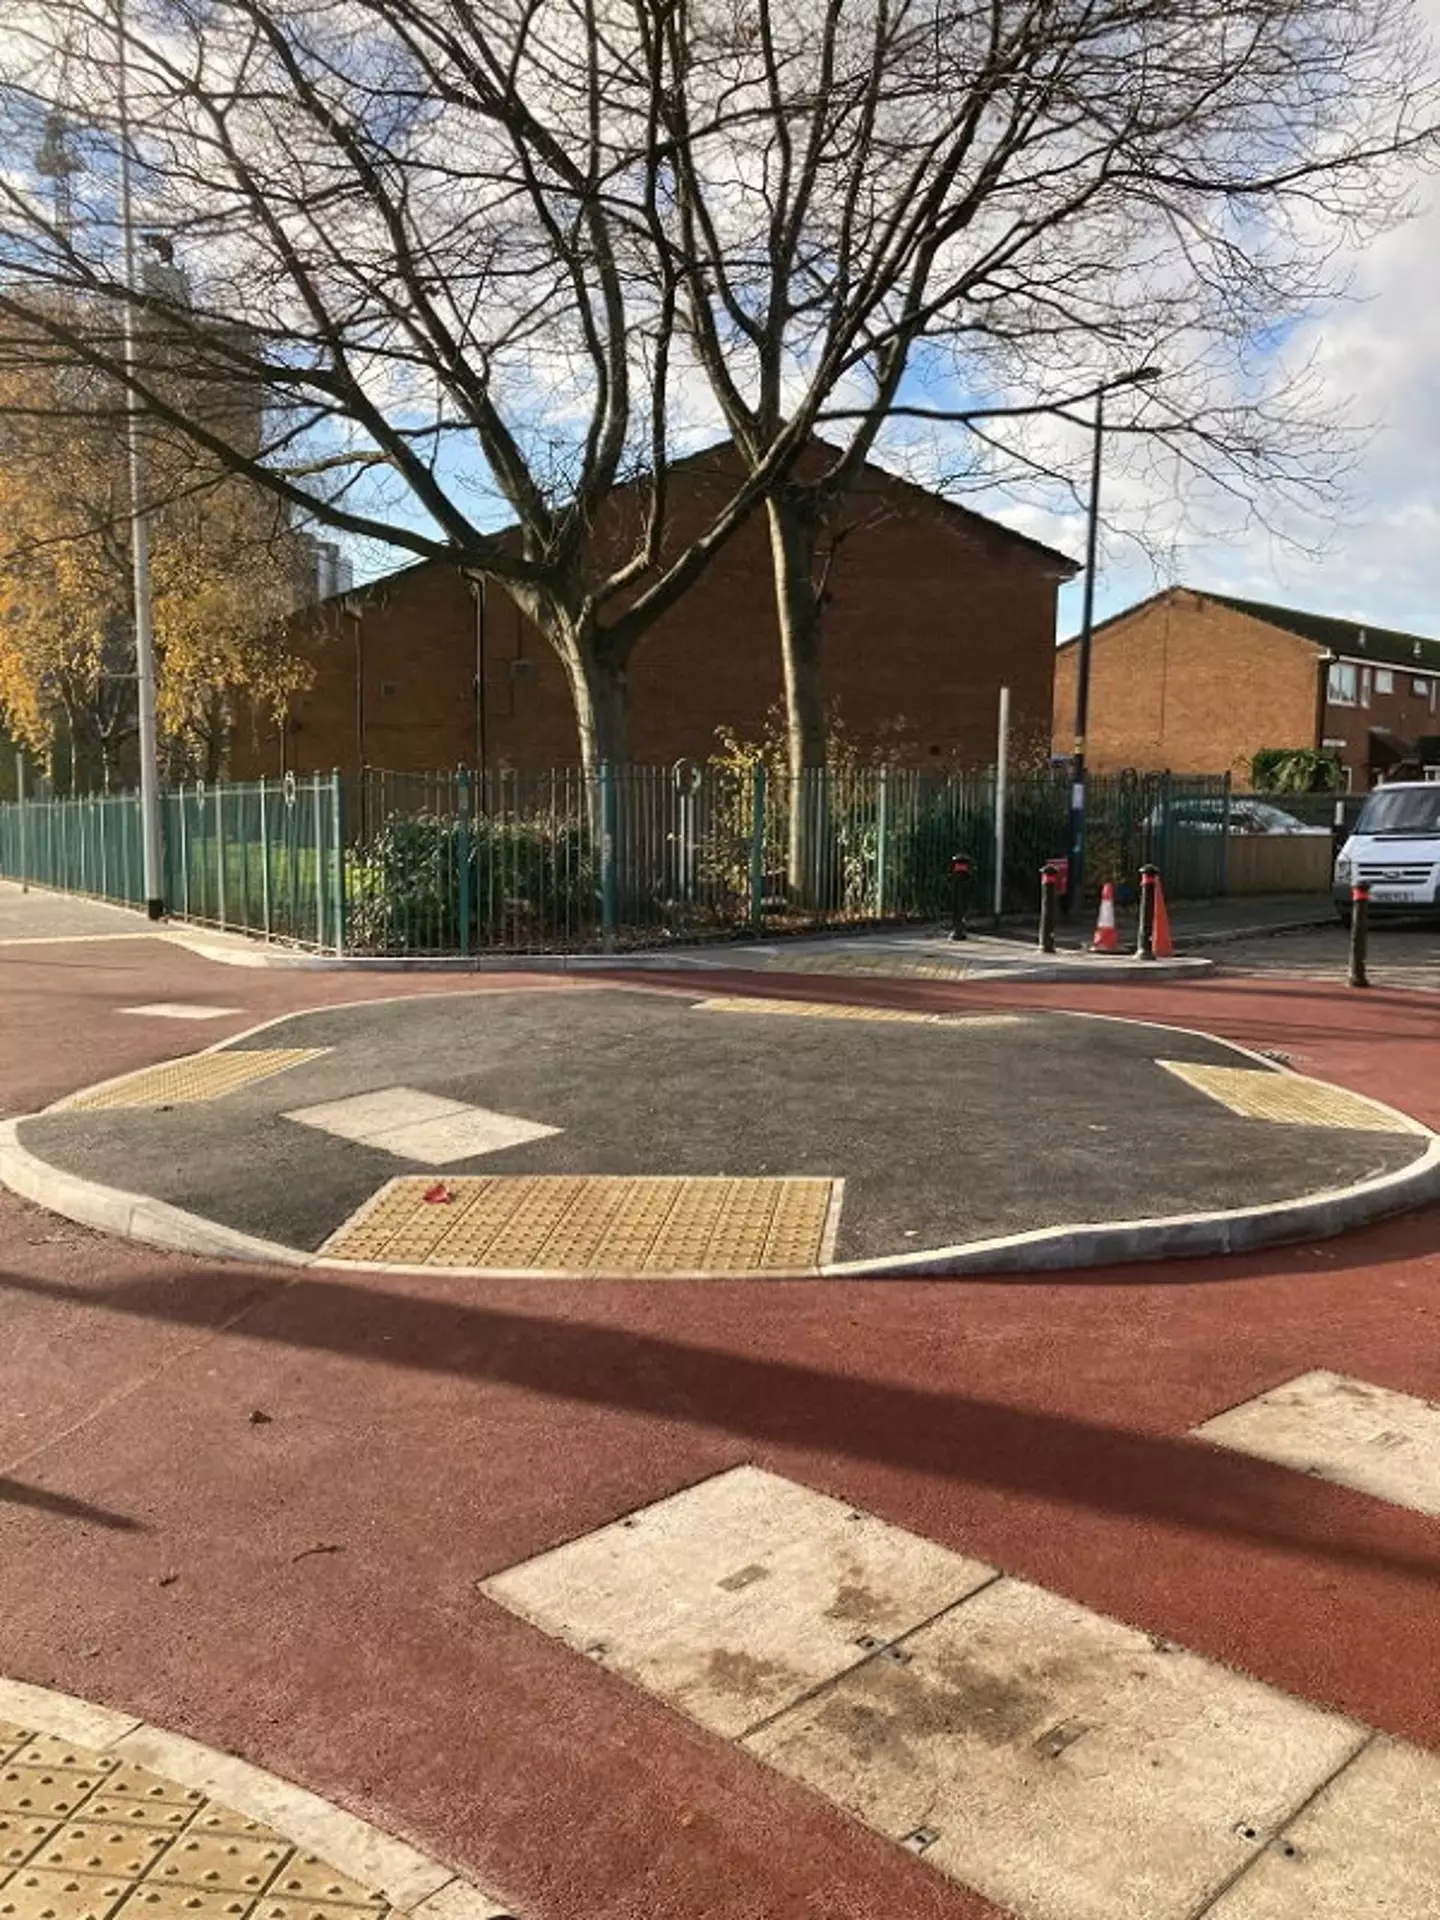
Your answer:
1355,787 -> 1440,835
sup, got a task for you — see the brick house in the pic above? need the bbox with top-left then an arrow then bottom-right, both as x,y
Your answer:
1052,587 -> 1440,790
229,447 -> 1076,777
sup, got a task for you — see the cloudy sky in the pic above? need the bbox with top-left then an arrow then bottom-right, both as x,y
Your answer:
1025,165 -> 1440,645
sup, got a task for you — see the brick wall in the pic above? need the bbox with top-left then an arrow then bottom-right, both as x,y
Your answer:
1317,661 -> 1440,788
230,460 -> 1069,777
1051,589 -> 1321,777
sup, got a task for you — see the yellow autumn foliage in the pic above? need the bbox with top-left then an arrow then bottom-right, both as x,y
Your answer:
0,359 -> 312,786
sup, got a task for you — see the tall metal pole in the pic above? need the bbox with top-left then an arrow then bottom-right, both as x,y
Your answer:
116,0 -> 165,918
993,683 -> 1010,923
1067,387 -> 1105,913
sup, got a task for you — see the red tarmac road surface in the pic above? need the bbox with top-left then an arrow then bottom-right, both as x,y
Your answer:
3,934 -> 1440,1920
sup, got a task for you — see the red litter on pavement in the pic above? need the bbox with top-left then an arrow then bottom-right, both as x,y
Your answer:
422,1182 -> 454,1205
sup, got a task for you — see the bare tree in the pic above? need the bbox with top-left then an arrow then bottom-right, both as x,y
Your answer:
1,0 -> 1433,835
0,0 -> 820,777
638,0 -> 1437,853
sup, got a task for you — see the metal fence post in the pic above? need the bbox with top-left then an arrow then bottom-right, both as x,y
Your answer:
457,766 -> 471,958
313,775 -> 327,948
215,782 -> 227,931
15,754 -> 28,891
258,777 -> 272,940
748,764 -> 767,930
874,765 -> 891,919
178,785 -> 190,920
331,771 -> 346,955
1219,773 -> 1233,896
600,762 -> 618,953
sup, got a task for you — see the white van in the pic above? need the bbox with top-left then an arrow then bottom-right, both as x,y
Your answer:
1334,776 -> 1440,921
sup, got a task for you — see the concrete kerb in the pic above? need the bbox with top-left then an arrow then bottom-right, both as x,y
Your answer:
160,923 -> 1215,982
0,1674 -> 518,1920
1,988 -> 1435,1279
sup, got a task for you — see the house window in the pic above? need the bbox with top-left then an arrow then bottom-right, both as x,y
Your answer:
1360,667 -> 1373,707
1328,662 -> 1358,705
1414,676 -> 1430,697
1375,669 -> 1394,695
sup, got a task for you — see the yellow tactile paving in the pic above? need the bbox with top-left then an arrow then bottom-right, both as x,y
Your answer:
1158,1060 -> 1417,1132
758,951 -> 987,980
321,1175 -> 839,1274
62,1051 -> 327,1111
692,997 -> 1024,1027
0,1725 -> 404,1920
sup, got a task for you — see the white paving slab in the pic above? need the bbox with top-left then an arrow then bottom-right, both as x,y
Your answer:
747,1578 -> 1365,1920
1194,1370 -> 1440,1518
481,1465 -> 996,1738
119,1003 -> 241,1021
285,1087 -> 559,1164
288,1088 -> 475,1135
1205,1735 -> 1440,1918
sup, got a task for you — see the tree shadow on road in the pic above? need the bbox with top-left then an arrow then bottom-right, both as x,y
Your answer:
1,1262 -> 1437,1589
0,1475 -> 145,1530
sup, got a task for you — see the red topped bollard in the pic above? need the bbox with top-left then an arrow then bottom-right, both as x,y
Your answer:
949,853 -> 973,942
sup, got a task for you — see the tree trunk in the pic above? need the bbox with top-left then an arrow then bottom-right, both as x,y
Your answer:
558,636 -> 635,940
767,491 -> 831,907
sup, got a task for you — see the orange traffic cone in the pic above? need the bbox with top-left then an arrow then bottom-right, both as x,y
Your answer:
1092,882 -> 1120,953
1152,875 -> 1175,958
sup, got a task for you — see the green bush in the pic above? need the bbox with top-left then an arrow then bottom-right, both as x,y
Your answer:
346,809 -> 594,951
1250,747 -> 1343,793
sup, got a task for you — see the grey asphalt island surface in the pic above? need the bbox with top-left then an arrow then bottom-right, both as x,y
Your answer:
16,986 -> 1427,1267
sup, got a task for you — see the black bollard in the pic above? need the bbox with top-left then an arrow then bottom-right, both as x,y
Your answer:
949,854 -> 972,942
1349,882 -> 1370,989
1136,863 -> 1159,960
1038,863 -> 1060,954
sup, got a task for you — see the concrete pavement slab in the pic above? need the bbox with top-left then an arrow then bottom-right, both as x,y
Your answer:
748,1577 -> 1364,1920
1204,1736 -> 1440,1918
1194,1370 -> 1440,1517
0,886 -> 155,946
481,1465 -> 996,1738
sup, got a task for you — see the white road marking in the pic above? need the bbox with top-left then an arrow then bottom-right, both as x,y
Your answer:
119,1003 -> 241,1021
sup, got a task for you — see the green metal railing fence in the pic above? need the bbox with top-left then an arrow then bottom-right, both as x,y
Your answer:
0,763 -> 1232,955
0,772 -> 344,948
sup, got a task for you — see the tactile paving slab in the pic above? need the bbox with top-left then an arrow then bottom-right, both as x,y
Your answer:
1157,1060 -> 1417,1132
320,1175 -> 840,1274
755,952 -> 996,981
0,1728 -> 398,1920
61,1052 -> 328,1112
692,997 -> 1025,1027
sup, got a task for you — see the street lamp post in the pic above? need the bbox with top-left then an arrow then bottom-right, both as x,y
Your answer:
1067,366 -> 1161,914
116,0 -> 166,919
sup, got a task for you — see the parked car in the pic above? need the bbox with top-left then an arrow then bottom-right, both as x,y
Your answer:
1148,798 -> 1329,837
1334,779 -> 1440,921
